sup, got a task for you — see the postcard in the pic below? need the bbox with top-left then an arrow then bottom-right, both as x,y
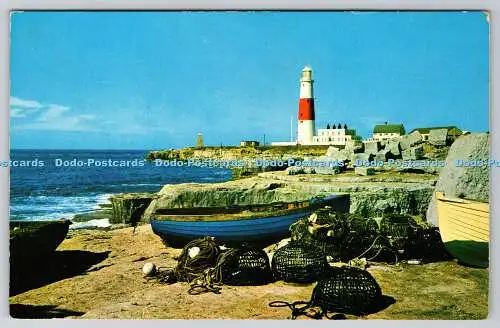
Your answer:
7,11 -> 490,319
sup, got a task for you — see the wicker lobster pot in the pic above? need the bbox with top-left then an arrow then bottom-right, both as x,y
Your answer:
219,248 -> 273,286
311,266 -> 382,315
271,243 -> 330,283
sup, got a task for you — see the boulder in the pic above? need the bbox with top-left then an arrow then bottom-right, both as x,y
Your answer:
354,153 -> 374,165
428,129 -> 448,146
110,193 -> 155,224
355,167 -> 375,176
426,133 -> 489,225
402,145 -> 424,161
345,140 -> 364,153
400,131 -> 423,151
386,140 -> 401,157
363,141 -> 381,155
326,146 -> 341,157
324,148 -> 353,165
375,149 -> 392,162
313,165 -> 342,175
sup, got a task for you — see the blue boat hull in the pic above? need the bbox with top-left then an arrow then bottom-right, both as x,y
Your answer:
151,194 -> 350,247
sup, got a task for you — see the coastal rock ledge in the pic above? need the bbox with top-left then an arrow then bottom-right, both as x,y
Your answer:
143,171 -> 436,220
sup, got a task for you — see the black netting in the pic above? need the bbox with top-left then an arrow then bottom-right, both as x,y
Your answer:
339,214 -> 381,261
270,266 -> 383,319
311,267 -> 382,316
218,248 -> 273,286
271,242 -> 330,283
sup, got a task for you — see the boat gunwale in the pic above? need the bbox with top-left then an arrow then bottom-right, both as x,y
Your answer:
151,194 -> 345,223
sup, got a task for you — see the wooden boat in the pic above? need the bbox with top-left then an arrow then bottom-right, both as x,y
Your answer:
435,192 -> 489,268
151,194 -> 350,247
10,219 -> 71,259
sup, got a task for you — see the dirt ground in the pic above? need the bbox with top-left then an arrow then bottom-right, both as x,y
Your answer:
9,225 -> 489,320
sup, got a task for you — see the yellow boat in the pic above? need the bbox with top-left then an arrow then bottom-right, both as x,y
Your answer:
435,192 -> 489,268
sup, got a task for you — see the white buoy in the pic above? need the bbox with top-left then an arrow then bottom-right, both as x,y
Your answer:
188,246 -> 201,258
142,262 -> 157,276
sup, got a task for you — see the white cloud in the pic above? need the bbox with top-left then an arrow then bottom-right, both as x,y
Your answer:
10,107 -> 28,118
37,104 -> 70,122
11,97 -> 99,132
10,96 -> 43,109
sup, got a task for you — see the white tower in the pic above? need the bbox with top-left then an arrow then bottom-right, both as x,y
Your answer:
297,66 -> 315,145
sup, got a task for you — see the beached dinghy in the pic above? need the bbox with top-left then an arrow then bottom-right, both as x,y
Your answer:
435,192 -> 489,268
151,194 -> 350,247
10,219 -> 71,258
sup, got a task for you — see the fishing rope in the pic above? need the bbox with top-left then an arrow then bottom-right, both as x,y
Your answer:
187,248 -> 239,295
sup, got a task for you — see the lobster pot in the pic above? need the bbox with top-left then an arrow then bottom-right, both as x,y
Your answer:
405,226 -> 450,261
338,215 -> 380,261
379,215 -> 417,251
271,243 -> 329,283
220,248 -> 273,286
290,219 -> 341,260
311,267 -> 382,315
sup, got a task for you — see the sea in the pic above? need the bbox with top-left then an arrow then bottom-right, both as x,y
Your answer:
9,150 -> 232,221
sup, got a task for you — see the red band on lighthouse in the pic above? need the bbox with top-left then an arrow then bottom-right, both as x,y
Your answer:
298,98 -> 315,120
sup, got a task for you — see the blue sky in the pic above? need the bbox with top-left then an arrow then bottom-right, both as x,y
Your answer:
10,11 -> 489,149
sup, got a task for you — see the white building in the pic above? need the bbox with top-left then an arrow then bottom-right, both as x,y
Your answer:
371,123 -> 406,142
313,124 -> 358,146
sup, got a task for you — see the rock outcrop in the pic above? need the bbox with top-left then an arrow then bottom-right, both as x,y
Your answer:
143,172 -> 436,221
110,193 -> 155,224
428,129 -> 448,146
426,133 -> 490,225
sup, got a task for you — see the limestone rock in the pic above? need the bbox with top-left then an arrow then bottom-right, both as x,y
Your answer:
426,133 -> 489,225
364,141 -> 381,155
386,140 -> 401,157
325,147 -> 352,163
353,153 -> 375,165
402,145 -> 424,161
326,146 -> 341,157
110,193 -> 155,224
345,140 -> 364,153
428,129 -> 448,146
375,149 -> 392,162
286,166 -> 315,175
400,131 -> 423,151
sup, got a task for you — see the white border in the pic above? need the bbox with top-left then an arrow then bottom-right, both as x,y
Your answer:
1,1 -> 498,328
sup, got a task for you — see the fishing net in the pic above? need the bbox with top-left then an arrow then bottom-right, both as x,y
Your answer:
271,242 -> 330,283
269,266 -> 383,319
188,246 -> 273,294
174,236 -> 221,282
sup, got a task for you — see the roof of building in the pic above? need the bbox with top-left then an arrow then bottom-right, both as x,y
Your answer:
302,65 -> 312,71
409,126 -> 461,134
373,124 -> 405,134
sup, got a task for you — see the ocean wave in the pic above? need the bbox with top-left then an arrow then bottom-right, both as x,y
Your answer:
9,193 -> 112,221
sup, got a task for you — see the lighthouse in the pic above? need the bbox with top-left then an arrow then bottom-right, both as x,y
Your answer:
297,66 -> 315,145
